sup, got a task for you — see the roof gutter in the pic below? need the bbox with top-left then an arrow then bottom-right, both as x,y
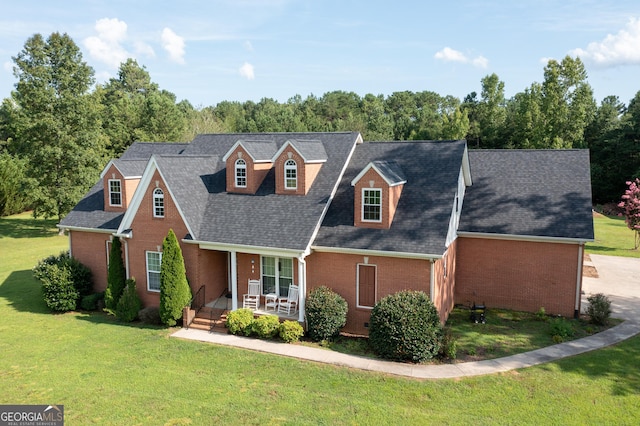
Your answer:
457,231 -> 594,245
183,238 -> 306,258
311,245 -> 442,260
56,224 -> 116,234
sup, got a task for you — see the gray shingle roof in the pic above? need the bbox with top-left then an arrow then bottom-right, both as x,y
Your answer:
314,140 -> 467,255
237,140 -> 278,162
119,142 -> 189,160
287,139 -> 328,162
112,159 -> 147,177
59,181 -> 123,230
458,149 -> 594,240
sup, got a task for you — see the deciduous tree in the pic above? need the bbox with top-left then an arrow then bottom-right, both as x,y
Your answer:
618,178 -> 640,249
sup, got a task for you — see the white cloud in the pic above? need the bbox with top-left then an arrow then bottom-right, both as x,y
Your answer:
434,47 -> 488,69
570,17 -> 640,67
134,41 -> 155,58
243,40 -> 254,52
239,62 -> 255,80
161,28 -> 185,64
83,18 -> 130,68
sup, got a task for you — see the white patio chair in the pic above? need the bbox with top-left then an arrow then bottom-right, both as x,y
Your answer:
243,279 -> 261,310
277,284 -> 299,315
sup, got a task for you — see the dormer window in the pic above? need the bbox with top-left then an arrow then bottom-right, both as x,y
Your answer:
109,179 -> 122,206
284,159 -> 297,190
362,188 -> 382,222
235,159 -> 247,188
153,188 -> 164,218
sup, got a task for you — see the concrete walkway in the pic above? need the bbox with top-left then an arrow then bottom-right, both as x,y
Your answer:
172,254 -> 640,379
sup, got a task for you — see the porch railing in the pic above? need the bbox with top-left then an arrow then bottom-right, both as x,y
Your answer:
191,285 -> 205,314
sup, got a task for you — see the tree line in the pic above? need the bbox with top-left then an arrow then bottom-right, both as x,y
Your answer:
1,32 -> 639,219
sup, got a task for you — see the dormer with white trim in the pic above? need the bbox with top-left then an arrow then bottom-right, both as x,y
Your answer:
101,159 -> 145,212
351,160 -> 406,229
272,139 -> 328,195
222,140 -> 278,194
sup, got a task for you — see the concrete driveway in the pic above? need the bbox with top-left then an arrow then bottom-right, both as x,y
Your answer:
582,254 -> 640,322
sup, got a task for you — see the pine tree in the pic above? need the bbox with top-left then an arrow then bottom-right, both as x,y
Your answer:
116,278 -> 142,322
159,229 -> 192,326
104,238 -> 126,312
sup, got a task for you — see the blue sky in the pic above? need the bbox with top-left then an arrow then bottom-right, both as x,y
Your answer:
1,0 -> 639,107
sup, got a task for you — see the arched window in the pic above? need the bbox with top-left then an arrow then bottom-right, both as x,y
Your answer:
153,188 -> 164,218
284,159 -> 297,190
235,159 -> 247,188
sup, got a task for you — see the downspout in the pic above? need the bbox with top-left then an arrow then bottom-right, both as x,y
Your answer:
297,255 -> 306,324
123,237 -> 130,279
230,251 -> 238,311
429,259 -> 435,300
574,243 -> 584,318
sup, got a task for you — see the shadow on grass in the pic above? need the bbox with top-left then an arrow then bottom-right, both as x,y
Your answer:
0,270 -> 50,314
73,309 -> 168,331
0,215 -> 59,238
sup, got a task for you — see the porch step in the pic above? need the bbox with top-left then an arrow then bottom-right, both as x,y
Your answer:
187,306 -> 228,332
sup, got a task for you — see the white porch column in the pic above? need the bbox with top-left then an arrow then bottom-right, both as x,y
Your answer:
297,255 -> 306,323
429,259 -> 435,300
230,251 -> 238,311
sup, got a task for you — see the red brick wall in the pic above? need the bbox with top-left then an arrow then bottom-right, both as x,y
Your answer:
306,251 -> 431,335
69,231 -> 111,292
225,146 -> 271,194
126,170 -> 195,308
274,148 -> 323,195
197,249 -> 228,305
103,165 -> 126,213
455,237 -> 581,317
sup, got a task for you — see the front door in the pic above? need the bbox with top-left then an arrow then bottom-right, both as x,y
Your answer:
261,257 -> 293,297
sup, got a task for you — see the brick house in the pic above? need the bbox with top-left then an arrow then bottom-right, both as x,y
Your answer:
58,132 -> 594,335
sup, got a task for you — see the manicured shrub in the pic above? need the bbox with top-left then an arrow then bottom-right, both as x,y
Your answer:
160,229 -> 193,326
104,238 -> 126,312
305,286 -> 348,342
80,292 -> 104,311
252,315 -> 281,339
439,327 -> 457,360
369,290 -> 443,362
33,252 -> 93,312
226,308 -> 255,336
279,320 -> 304,343
586,293 -> 612,326
138,306 -> 162,325
116,278 -> 142,322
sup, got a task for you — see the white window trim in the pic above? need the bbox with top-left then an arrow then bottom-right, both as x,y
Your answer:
284,159 -> 297,190
146,251 -> 162,292
356,263 -> 377,309
108,179 -> 122,207
361,188 -> 382,223
153,188 -> 165,218
235,159 -> 247,188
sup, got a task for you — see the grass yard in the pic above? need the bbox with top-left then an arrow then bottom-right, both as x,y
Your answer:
1,212 -> 639,424
587,213 -> 640,258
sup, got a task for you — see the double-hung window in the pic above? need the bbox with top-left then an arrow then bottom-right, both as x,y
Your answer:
362,188 -> 382,222
146,251 -> 162,292
153,188 -> 164,218
284,159 -> 297,190
235,159 -> 247,188
109,179 -> 122,206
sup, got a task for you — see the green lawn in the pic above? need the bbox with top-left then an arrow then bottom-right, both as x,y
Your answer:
587,214 -> 640,258
1,212 -> 639,424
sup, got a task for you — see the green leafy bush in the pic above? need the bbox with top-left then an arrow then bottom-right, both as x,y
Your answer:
279,321 -> 304,343
138,306 -> 162,325
33,252 -> 93,312
105,238 -> 126,312
305,286 -> 348,342
439,327 -> 457,360
549,317 -> 574,342
251,315 -> 281,339
535,307 -> 547,321
369,290 -> 443,362
586,293 -> 612,326
226,308 -> 255,336
80,292 -> 104,311
116,278 -> 142,322
160,229 -> 192,326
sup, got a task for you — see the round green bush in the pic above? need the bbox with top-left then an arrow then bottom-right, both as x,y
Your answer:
251,315 -> 281,339
116,278 -> 142,322
586,293 -> 612,326
305,286 -> 348,342
279,320 -> 304,343
369,290 -> 443,362
80,292 -> 104,311
33,252 -> 92,312
226,308 -> 255,336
